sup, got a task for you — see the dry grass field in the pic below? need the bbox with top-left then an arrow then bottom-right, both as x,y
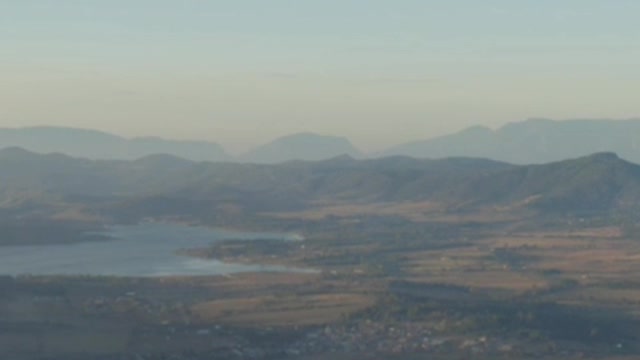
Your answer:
265,201 -> 445,222
266,201 -> 533,224
366,225 -> 640,298
192,293 -> 375,327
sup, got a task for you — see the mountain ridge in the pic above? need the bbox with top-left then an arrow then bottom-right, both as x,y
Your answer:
0,126 -> 230,162
240,132 -> 363,164
4,118 -> 640,164
0,147 -> 637,219
383,118 -> 640,164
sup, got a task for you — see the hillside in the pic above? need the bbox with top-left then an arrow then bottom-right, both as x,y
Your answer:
383,118 -> 640,164
241,133 -> 362,164
0,148 -> 639,223
445,152 -> 640,214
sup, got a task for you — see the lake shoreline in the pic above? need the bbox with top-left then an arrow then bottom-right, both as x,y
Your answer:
0,223 -> 311,278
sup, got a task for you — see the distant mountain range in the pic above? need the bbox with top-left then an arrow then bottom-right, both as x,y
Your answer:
0,126 -> 230,162
1,147 -> 639,221
240,133 -> 362,164
0,126 -> 361,164
3,119 -> 640,164
383,118 -> 640,164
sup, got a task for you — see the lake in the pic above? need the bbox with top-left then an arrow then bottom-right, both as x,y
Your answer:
0,223 -> 310,277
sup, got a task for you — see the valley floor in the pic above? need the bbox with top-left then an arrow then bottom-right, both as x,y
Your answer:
2,210 -> 640,359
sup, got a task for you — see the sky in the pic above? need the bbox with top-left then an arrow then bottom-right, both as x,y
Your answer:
1,1 -> 639,153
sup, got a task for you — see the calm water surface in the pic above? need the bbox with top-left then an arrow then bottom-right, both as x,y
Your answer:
0,223 -> 309,277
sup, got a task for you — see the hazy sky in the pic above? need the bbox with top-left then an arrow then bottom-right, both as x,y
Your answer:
2,1 -> 639,153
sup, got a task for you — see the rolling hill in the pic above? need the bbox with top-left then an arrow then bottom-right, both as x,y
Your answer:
443,152 -> 640,214
0,148 -> 639,222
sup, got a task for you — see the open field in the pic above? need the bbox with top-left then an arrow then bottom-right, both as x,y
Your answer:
192,293 -> 375,327
266,200 -> 530,224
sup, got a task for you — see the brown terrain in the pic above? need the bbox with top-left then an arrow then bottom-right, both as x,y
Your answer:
2,151 -> 640,359
3,206 -> 640,359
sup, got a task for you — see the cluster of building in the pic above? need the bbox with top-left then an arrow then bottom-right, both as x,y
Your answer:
284,321 -> 518,357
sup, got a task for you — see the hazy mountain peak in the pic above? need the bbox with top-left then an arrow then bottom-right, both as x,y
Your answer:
0,146 -> 37,158
383,118 -> 640,164
0,126 -> 229,162
585,152 -> 620,161
315,154 -> 358,164
9,125 -> 120,136
241,132 -> 362,164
